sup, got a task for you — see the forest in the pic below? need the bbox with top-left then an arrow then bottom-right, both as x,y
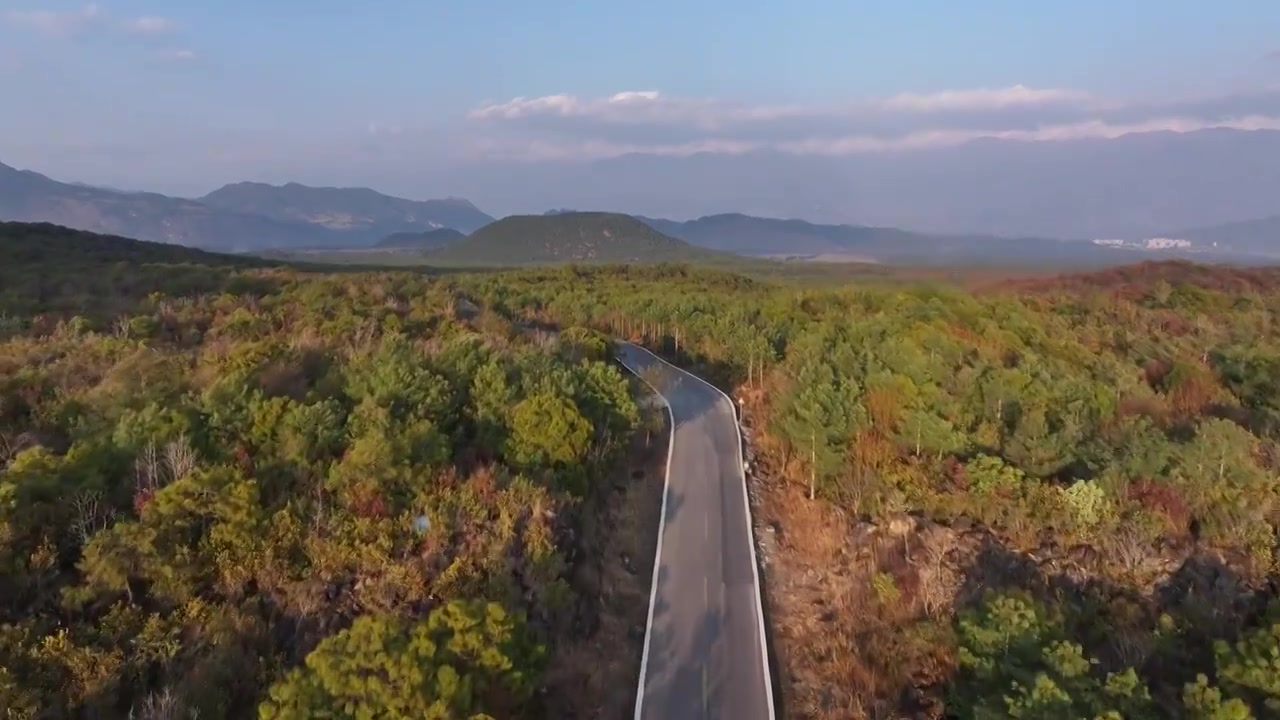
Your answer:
457,261 -> 1280,719
0,225 -> 650,718
4,220 -> 1280,718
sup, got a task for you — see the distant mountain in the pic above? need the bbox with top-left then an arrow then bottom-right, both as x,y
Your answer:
201,182 -> 494,238
1173,216 -> 1280,257
638,212 -> 1159,266
637,213 -> 915,257
426,211 -> 735,266
0,161 -> 493,252
447,128 -> 1280,239
376,227 -> 465,249
0,161 -> 339,252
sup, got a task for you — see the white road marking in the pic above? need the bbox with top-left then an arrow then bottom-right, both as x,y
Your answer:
702,666 -> 708,718
618,351 -> 676,720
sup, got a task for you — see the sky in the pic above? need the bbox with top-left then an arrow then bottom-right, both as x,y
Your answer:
1,0 -> 1279,206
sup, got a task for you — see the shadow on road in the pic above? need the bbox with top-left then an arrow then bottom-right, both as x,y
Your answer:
640,561 -> 727,719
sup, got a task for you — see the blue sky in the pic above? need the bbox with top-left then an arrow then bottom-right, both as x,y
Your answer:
2,0 -> 1279,199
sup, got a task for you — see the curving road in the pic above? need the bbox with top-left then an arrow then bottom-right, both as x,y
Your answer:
617,341 -> 775,720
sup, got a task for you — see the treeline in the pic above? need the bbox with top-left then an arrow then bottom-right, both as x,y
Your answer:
456,262 -> 1280,718
0,253 -> 638,716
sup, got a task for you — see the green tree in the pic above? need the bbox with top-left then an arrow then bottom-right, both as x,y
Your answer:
772,354 -> 861,500
469,359 -> 515,456
950,592 -> 1155,720
505,392 -> 591,470
1213,618 -> 1280,715
1183,675 -> 1256,720
258,601 -> 541,720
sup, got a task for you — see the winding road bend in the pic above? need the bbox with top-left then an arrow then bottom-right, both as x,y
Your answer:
617,342 -> 775,720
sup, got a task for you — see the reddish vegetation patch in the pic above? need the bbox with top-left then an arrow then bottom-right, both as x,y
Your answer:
988,260 -> 1280,298
133,487 -> 155,515
1127,479 -> 1192,535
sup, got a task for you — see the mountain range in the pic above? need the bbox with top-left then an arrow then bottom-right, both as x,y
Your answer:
442,128 -> 1280,241
0,161 -> 494,252
3,137 -> 1280,265
200,182 -> 493,236
635,214 -> 1103,264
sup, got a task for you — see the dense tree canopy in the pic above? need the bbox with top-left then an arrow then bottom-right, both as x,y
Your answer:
7,225 -> 1280,719
453,261 -> 1280,718
0,246 -> 638,717
259,601 -> 540,719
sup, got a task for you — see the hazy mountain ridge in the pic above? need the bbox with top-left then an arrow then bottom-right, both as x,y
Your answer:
0,161 -> 491,252
452,129 -> 1280,241
201,181 -> 494,237
6,125 -> 1280,264
0,162 -> 343,252
1172,215 -> 1280,256
633,212 -> 1261,266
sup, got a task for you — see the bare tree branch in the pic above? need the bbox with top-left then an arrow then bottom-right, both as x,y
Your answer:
164,435 -> 199,481
70,490 -> 117,545
136,441 -> 161,493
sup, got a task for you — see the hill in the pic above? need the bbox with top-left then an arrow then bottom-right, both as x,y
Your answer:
201,182 -> 494,237
426,212 -> 737,266
0,161 -> 492,252
0,221 -> 271,319
376,227 -> 466,249
0,220 -> 266,268
1174,215 -> 1280,257
638,213 -> 1179,266
0,161 -> 341,252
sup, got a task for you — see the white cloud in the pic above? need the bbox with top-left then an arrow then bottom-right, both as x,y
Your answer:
876,85 -> 1091,112
467,136 -> 759,162
469,91 -> 678,121
4,4 -> 103,36
164,49 -> 196,62
777,115 -> 1280,156
463,86 -> 1280,161
124,16 -> 174,35
469,90 -> 810,130
468,115 -> 1280,162
469,85 -> 1090,128
471,94 -> 580,120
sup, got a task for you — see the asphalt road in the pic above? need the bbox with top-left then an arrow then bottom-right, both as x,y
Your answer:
617,342 -> 775,720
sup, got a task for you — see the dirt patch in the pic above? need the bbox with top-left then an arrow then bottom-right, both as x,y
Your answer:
543,402 -> 669,718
